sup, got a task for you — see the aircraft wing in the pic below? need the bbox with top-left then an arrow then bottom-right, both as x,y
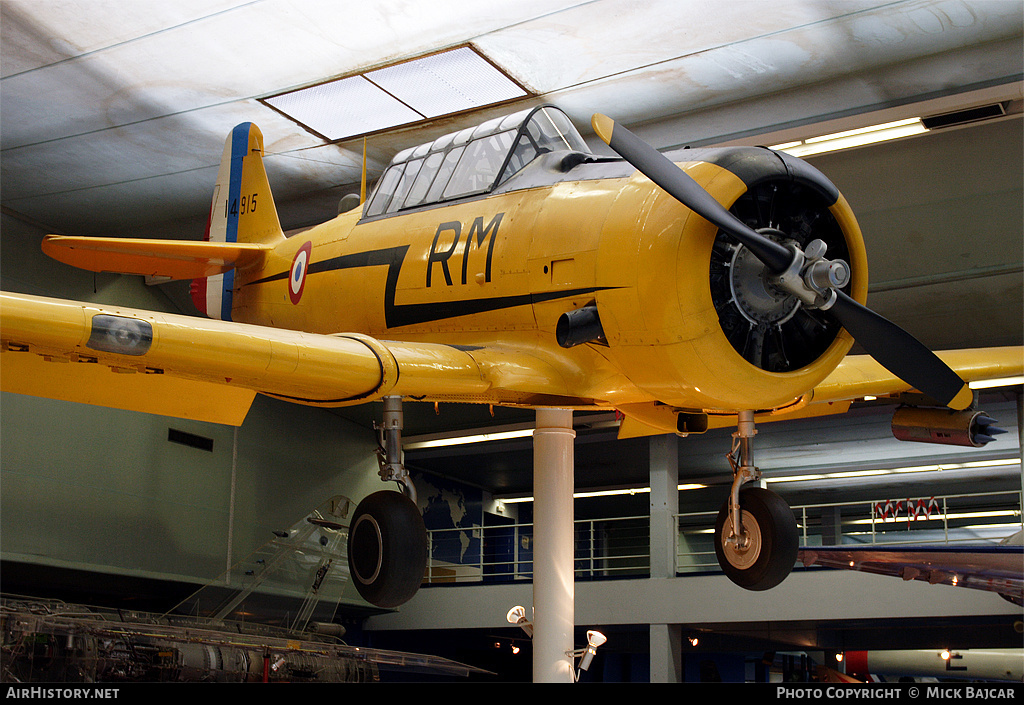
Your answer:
615,346 -> 1022,438
798,537 -> 1024,605
0,292 -> 584,425
5,290 -> 1021,428
811,348 -> 1023,406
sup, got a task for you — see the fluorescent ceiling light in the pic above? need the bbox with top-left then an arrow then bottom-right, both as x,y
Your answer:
405,413 -> 621,450
264,46 -> 527,141
970,376 -> 1024,389
499,483 -> 706,504
848,509 -> 1018,525
770,118 -> 927,157
767,457 -> 1020,485
405,428 -> 534,450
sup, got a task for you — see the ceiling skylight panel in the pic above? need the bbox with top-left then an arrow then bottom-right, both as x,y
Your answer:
263,46 -> 527,141
264,75 -> 421,141
366,46 -> 526,118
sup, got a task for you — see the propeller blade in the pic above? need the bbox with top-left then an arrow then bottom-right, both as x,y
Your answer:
830,291 -> 973,410
591,113 -> 973,411
592,114 -> 793,272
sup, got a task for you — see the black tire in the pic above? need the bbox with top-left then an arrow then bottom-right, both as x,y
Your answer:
713,487 -> 798,591
347,490 -> 427,608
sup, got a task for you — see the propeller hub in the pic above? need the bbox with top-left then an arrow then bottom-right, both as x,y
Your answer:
728,229 -> 800,327
770,238 -> 851,311
708,181 -> 847,373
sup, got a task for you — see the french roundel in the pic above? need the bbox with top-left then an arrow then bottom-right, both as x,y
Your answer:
289,242 -> 312,305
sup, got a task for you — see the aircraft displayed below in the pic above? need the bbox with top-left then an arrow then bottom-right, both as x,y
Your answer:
2,105 -> 1021,608
798,531 -> 1024,606
844,648 -> 1024,683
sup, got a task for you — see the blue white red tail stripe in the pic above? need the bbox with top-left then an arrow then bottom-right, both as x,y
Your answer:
217,123 -> 250,321
193,123 -> 253,321
190,122 -> 283,320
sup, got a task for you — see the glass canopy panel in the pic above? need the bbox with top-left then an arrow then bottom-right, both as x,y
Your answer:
531,107 -> 589,153
424,146 -> 466,204
404,151 -> 447,209
365,106 -> 591,217
442,130 -> 516,199
364,162 -> 406,217
389,158 -> 424,212
497,107 -> 589,184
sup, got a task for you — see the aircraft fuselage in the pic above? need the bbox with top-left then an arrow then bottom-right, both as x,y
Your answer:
225,147 -> 867,418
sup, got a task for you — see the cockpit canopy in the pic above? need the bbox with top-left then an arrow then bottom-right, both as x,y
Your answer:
363,105 -> 590,218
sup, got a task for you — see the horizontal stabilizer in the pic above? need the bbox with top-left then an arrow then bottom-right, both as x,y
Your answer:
42,235 -> 272,280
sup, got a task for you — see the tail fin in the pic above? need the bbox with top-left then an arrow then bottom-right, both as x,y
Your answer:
193,122 -> 284,320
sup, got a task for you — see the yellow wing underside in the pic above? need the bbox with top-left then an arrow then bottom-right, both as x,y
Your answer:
2,292 -> 1021,429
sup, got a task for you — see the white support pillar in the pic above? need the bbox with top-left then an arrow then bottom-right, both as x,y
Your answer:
532,408 -> 575,683
649,434 -> 682,683
649,434 -> 679,578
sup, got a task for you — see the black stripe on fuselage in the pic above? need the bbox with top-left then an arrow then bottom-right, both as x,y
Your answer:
246,244 -> 612,329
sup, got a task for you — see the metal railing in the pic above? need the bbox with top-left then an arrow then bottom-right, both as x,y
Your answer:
679,489 -> 1023,575
424,515 -> 652,585
422,490 -> 1022,586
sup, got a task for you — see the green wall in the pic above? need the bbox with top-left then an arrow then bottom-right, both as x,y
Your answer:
1,392 -> 383,594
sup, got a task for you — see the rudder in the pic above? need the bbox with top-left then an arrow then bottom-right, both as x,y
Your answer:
193,122 -> 284,320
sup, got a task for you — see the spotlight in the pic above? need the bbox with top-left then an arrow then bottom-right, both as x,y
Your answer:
506,605 -> 533,637
578,630 -> 607,672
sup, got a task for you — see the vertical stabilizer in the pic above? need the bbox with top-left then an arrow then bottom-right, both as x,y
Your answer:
193,123 -> 284,320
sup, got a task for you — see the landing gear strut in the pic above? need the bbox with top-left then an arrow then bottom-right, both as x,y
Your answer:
713,411 -> 798,590
375,396 -> 417,502
347,396 -> 428,608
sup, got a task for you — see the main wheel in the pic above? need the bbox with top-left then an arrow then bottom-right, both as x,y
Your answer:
714,487 -> 798,591
348,490 -> 427,608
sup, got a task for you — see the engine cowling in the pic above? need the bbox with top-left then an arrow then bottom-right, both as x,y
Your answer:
596,146 -> 868,414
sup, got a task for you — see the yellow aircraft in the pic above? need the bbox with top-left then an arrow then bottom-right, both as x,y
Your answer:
2,105 -> 1020,608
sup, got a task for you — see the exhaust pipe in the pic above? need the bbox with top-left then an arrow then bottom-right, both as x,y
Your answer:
556,305 -> 606,348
